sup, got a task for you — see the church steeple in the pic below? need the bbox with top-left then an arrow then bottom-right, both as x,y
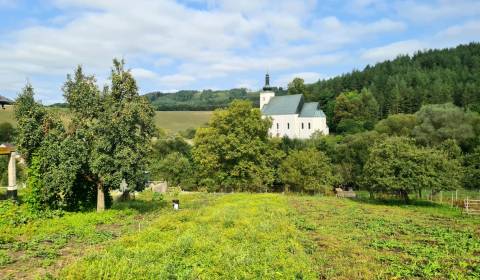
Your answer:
263,73 -> 273,91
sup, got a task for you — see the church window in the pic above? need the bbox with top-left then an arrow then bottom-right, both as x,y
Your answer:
287,123 -> 290,129
276,123 -> 279,129
308,122 -> 311,129
302,123 -> 304,129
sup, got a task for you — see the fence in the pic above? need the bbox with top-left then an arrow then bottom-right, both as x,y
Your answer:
464,198 -> 480,215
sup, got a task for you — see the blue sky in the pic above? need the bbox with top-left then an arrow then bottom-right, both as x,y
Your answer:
0,0 -> 479,104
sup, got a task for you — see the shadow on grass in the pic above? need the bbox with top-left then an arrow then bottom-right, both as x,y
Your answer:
111,199 -> 168,214
350,196 -> 445,208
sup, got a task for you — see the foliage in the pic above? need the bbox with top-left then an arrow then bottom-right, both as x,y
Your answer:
287,77 -> 309,96
463,147 -> 480,190
15,60 -> 155,212
279,148 -> 335,194
14,84 -> 48,164
374,113 -> 416,136
412,103 -> 480,151
152,152 -> 194,189
0,122 -> 15,143
335,131 -> 385,188
308,43 -> 480,130
333,89 -> 379,134
179,127 -> 196,139
192,100 -> 283,192
362,137 -> 462,201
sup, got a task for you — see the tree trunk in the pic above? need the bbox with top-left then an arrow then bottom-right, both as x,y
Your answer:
401,190 -> 410,204
97,183 -> 105,212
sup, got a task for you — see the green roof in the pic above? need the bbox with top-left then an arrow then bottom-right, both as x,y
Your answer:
299,102 -> 326,118
261,94 -> 304,115
261,94 -> 326,118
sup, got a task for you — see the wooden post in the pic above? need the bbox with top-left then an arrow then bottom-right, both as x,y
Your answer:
455,190 -> 458,200
451,193 -> 454,207
7,152 -> 17,200
440,191 -> 443,203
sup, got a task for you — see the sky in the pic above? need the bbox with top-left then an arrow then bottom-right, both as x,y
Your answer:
0,0 -> 479,104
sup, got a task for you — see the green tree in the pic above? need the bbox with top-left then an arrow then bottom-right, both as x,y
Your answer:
333,89 -> 379,134
152,152 -> 194,189
336,131 -> 384,188
0,122 -> 15,143
14,84 -> 47,164
463,147 -> 480,190
374,113 -> 416,136
192,100 -> 283,192
279,148 -> 335,194
412,103 -> 480,151
287,78 -> 308,95
362,137 -> 461,202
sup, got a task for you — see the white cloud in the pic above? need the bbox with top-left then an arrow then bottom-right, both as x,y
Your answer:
396,0 -> 480,23
276,72 -> 324,87
360,40 -> 426,62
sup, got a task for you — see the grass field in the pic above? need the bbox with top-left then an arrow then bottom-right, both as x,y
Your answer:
1,192 -> 479,279
0,106 -> 212,134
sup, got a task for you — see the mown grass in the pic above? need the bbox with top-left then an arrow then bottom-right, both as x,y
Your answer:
289,196 -> 480,279
60,193 -> 316,279
0,106 -> 212,133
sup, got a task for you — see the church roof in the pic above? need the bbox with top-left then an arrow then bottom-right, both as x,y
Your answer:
261,94 -> 326,118
262,94 -> 304,115
299,102 -> 326,118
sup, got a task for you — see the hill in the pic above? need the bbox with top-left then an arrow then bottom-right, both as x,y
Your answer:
144,87 -> 287,111
306,42 -> 480,126
0,106 -> 212,134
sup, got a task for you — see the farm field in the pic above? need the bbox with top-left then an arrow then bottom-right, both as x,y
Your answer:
1,193 -> 479,279
0,106 -> 212,134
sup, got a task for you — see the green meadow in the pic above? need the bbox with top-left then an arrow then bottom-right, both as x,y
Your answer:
1,192 -> 479,279
0,106 -> 212,134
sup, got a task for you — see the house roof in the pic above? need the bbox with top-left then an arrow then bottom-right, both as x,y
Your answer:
0,95 -> 13,105
261,94 -> 304,115
299,102 -> 326,118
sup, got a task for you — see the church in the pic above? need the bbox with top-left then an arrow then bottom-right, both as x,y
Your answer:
260,74 -> 329,139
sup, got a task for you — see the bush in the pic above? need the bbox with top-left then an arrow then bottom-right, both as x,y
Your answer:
279,148 -> 335,194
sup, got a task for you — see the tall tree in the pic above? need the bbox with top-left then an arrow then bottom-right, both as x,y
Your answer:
288,77 -> 308,96
192,100 -> 283,192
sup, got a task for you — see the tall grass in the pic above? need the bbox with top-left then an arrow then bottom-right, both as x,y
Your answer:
60,193 -> 316,279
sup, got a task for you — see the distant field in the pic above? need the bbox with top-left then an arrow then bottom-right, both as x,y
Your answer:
0,106 -> 212,133
153,111 -> 212,133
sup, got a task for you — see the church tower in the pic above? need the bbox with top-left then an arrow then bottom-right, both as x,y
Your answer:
260,73 -> 275,109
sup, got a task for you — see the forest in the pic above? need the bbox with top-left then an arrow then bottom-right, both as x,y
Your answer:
305,42 -> 480,131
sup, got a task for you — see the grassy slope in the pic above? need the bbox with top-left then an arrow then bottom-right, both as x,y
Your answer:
0,106 -> 212,133
1,193 -> 479,279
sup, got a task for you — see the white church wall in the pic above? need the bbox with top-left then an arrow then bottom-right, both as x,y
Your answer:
267,114 -> 300,138
298,117 -> 329,139
260,91 -> 275,109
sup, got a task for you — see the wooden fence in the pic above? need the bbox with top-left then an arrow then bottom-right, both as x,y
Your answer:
464,198 -> 480,215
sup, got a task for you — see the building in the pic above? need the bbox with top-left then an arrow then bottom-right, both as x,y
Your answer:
260,74 -> 329,139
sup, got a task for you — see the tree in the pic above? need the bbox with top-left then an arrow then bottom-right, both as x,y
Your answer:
374,113 -> 416,136
463,148 -> 480,190
17,60 -> 155,212
0,122 -> 15,143
333,89 -> 379,134
336,131 -> 384,188
192,100 -> 283,192
287,78 -> 308,96
152,152 -> 194,189
362,137 -> 461,202
279,148 -> 335,194
14,84 -> 47,164
412,103 -> 480,151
